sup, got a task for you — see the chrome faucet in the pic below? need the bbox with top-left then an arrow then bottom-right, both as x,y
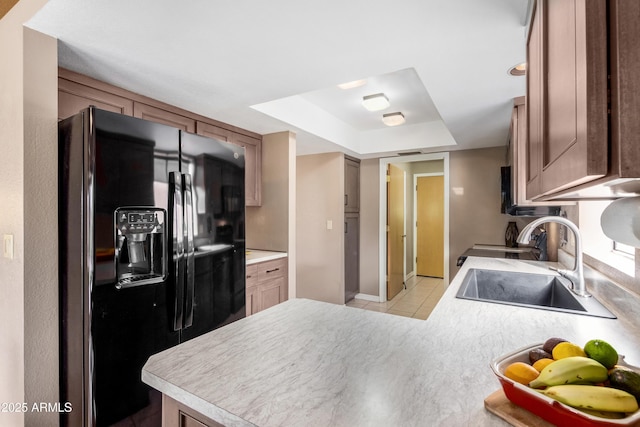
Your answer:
517,216 -> 589,297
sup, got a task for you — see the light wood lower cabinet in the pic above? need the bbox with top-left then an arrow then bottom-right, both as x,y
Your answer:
246,257 -> 288,316
162,394 -> 224,427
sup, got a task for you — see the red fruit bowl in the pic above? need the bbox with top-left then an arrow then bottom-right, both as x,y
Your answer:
491,343 -> 640,427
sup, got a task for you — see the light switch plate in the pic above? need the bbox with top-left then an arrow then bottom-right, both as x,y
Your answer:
326,220 -> 333,230
3,234 -> 14,259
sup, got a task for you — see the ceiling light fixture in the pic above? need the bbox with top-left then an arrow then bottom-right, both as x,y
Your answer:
338,79 -> 367,89
362,93 -> 390,111
508,62 -> 526,76
382,112 -> 405,127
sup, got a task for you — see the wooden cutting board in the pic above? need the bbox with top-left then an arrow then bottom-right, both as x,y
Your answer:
484,389 -> 554,427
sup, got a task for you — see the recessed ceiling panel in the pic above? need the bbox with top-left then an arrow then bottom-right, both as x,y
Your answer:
300,68 -> 441,131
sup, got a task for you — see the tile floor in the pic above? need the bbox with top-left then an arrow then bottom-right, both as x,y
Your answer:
346,275 -> 446,320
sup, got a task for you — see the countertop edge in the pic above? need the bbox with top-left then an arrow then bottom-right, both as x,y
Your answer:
142,369 -> 257,427
245,250 -> 287,265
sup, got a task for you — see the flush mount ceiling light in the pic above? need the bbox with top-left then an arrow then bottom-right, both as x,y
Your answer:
362,93 -> 390,111
382,112 -> 405,127
337,79 -> 367,89
508,62 -> 526,76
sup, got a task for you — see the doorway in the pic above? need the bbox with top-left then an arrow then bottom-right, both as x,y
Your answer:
378,153 -> 450,302
387,164 -> 405,300
415,174 -> 444,278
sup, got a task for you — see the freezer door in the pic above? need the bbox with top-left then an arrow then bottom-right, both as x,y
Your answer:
183,173 -> 195,328
168,172 -> 186,331
60,107 -> 183,426
179,131 -> 246,341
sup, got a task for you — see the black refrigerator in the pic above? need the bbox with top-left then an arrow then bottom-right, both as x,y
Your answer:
58,107 -> 246,426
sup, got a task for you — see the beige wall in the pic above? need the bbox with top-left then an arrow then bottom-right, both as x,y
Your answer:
246,131 -> 296,297
246,132 -> 293,252
448,147 -> 530,277
359,159 -> 379,296
296,153 -> 344,305
0,2 -> 59,426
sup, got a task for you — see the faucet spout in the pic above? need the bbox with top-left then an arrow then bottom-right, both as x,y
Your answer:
517,216 -> 589,297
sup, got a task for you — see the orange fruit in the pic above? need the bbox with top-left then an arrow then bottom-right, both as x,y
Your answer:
504,362 -> 540,385
532,358 -> 555,372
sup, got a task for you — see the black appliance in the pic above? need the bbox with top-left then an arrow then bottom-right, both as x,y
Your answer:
500,166 -> 561,216
59,107 -> 246,426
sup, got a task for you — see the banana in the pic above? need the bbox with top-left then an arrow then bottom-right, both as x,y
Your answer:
528,356 -> 608,388
540,385 -> 639,413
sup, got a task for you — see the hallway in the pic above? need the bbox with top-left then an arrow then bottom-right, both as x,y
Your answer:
346,275 -> 446,320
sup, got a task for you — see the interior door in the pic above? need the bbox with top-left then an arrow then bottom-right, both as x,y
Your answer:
416,175 -> 444,278
387,164 -> 405,300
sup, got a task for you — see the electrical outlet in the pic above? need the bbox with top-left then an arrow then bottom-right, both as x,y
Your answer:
3,234 -> 14,259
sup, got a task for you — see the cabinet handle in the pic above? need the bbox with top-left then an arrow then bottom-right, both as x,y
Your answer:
247,275 -> 253,279
345,194 -> 348,206
266,268 -> 280,274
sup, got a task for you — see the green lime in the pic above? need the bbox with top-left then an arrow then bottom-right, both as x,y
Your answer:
584,339 -> 619,369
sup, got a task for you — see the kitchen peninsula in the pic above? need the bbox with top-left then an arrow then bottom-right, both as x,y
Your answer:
143,257 -> 640,426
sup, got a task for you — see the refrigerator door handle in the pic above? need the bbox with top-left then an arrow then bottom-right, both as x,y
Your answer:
183,173 -> 195,328
169,172 -> 185,332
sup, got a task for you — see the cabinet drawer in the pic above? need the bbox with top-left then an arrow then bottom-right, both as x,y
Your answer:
257,258 -> 286,281
246,264 -> 259,288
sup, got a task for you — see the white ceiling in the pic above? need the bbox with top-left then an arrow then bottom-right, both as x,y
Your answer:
26,0 -> 530,158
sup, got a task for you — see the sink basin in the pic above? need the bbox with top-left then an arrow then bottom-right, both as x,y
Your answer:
456,269 -> 616,318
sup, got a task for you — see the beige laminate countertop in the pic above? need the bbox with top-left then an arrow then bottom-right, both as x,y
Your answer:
143,256 -> 640,426
245,249 -> 287,265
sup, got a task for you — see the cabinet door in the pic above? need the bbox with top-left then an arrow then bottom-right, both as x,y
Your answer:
133,102 -> 196,132
344,157 -> 360,213
231,133 -> 262,206
525,2 -> 543,200
245,265 -> 259,316
198,122 -> 262,206
162,394 -> 224,427
528,0 -> 608,199
542,0 -> 608,195
257,277 -> 286,312
58,78 -> 133,120
196,121 -> 232,142
610,0 -> 640,179
344,213 -> 359,303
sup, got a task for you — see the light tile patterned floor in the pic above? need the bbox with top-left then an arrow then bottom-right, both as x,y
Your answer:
345,275 -> 446,320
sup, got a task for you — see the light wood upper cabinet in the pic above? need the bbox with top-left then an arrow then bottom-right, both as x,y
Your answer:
526,0 -> 608,199
58,78 -> 133,120
58,68 -> 263,206
133,102 -> 196,133
230,133 -> 262,207
525,4 -> 543,200
197,122 -> 262,206
196,121 -> 232,142
344,156 -> 360,213
510,97 -> 573,209
526,0 -> 640,200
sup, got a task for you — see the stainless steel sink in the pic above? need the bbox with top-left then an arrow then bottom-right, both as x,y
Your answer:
456,268 -> 616,318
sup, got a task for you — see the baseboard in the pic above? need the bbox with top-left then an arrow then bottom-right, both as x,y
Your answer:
354,293 -> 380,302
405,271 -> 415,281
